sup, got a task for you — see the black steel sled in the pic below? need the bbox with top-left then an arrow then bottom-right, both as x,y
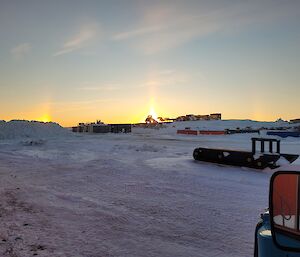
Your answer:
193,138 -> 299,169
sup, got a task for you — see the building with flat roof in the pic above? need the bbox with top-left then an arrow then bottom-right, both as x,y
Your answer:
72,121 -> 132,134
210,113 -> 222,120
290,118 -> 300,124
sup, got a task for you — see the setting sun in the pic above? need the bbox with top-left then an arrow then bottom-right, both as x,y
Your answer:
39,114 -> 51,123
149,106 -> 158,121
1,1 -> 300,256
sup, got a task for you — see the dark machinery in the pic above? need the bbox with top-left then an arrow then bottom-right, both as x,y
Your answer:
193,137 -> 299,169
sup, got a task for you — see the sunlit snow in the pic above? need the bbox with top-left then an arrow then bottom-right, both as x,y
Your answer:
0,120 -> 299,257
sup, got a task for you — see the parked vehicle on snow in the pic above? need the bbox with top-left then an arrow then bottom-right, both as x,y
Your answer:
255,170 -> 300,256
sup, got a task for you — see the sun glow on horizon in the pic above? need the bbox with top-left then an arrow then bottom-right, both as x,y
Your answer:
38,114 -> 52,123
149,106 -> 158,121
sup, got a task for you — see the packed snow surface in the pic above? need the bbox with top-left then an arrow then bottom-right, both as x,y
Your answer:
0,120 -> 299,257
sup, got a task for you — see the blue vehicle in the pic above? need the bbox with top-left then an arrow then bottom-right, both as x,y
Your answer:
267,131 -> 300,138
255,170 -> 300,256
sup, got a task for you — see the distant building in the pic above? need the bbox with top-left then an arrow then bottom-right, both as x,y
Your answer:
91,124 -> 110,133
290,118 -> 300,124
173,113 -> 221,121
72,123 -> 86,132
186,114 -> 197,121
72,121 -> 132,134
163,118 -> 174,122
145,115 -> 158,124
210,113 -> 222,120
110,124 -> 131,133
176,116 -> 188,121
196,115 -> 210,120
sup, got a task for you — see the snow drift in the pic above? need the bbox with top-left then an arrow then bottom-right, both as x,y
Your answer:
0,119 -> 299,256
133,119 -> 292,136
0,120 -> 70,140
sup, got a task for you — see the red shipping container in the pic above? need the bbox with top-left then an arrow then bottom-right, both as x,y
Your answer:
199,130 -> 225,135
177,130 -> 199,135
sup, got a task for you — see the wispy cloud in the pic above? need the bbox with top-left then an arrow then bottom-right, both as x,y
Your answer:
112,24 -> 166,41
112,1 -> 300,54
140,69 -> 189,88
11,43 -> 31,60
77,70 -> 187,92
78,82 -> 120,91
158,69 -> 176,76
49,98 -> 114,106
111,7 -> 222,54
54,24 -> 99,56
47,98 -> 116,113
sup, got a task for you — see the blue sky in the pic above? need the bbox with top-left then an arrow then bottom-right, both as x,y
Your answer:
0,0 -> 299,125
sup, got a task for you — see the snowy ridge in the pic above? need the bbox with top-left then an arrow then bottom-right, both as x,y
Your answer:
169,119 -> 290,130
0,120 -> 70,140
133,119 -> 292,135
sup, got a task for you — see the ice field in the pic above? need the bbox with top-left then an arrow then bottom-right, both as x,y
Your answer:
0,120 -> 299,257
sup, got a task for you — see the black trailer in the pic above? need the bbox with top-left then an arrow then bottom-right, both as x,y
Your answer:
92,125 -> 110,133
193,137 -> 298,169
109,124 -> 131,133
225,129 -> 260,134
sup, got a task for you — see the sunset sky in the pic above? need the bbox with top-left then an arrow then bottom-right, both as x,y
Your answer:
0,0 -> 300,126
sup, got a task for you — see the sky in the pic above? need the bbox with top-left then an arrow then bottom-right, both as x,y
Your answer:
0,0 -> 300,126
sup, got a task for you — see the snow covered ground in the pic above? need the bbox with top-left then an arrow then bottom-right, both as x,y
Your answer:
0,120 -> 300,257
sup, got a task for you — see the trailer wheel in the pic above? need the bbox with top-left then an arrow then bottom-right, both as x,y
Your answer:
193,149 -> 199,160
247,157 -> 253,163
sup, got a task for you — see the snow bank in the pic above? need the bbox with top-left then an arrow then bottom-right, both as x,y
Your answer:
133,119 -> 292,135
0,120 -> 70,140
169,119 -> 290,130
